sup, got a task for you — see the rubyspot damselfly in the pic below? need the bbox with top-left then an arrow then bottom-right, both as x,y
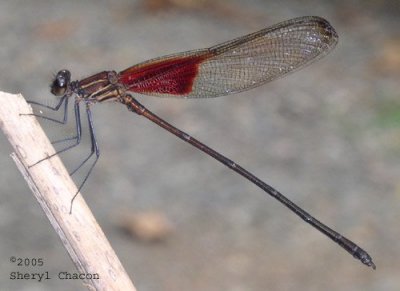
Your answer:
26,16 -> 375,269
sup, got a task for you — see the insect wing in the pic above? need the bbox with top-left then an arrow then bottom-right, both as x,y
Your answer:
118,16 -> 338,98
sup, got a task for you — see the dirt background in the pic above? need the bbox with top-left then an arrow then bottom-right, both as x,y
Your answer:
0,0 -> 399,290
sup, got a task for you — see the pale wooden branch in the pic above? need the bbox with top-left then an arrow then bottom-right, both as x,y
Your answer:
0,91 -> 136,291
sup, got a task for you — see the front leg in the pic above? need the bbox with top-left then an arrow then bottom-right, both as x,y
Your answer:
23,95 -> 69,125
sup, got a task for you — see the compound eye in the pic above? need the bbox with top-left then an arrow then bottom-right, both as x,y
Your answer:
51,70 -> 71,96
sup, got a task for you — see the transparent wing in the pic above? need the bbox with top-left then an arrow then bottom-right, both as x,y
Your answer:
118,16 -> 338,98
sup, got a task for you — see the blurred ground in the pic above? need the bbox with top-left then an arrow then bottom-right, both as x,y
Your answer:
0,0 -> 399,290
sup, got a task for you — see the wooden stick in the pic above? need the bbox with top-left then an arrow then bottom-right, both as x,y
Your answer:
0,91 -> 136,291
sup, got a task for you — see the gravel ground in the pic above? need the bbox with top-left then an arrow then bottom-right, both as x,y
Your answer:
0,0 -> 399,290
